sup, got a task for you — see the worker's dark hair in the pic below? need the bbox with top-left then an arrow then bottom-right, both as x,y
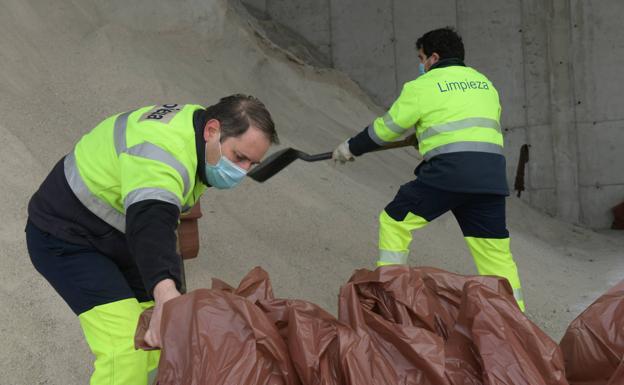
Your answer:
416,27 -> 465,61
205,94 -> 279,144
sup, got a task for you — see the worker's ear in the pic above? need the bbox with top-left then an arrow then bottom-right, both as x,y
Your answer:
429,52 -> 441,66
203,119 -> 221,142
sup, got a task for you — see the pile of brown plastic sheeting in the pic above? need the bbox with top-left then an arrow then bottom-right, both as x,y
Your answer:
135,266 -> 621,385
560,280 -> 624,385
335,267 -> 567,385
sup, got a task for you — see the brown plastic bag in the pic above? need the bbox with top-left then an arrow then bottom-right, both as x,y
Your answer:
213,267 -> 375,385
445,281 -> 567,385
136,266 -> 570,385
560,280 -> 624,385
137,287 -> 299,385
211,266 -> 275,303
218,267 -> 566,385
339,266 -> 567,385
177,202 -> 202,259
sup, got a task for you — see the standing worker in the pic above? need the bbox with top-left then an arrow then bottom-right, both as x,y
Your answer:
25,95 -> 278,384
333,27 -> 525,311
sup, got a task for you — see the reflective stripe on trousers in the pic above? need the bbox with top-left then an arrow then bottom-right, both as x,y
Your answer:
377,209 -> 525,312
79,298 -> 159,385
377,210 -> 428,266
464,237 -> 525,311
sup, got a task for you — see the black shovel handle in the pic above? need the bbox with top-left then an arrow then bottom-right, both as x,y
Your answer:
372,135 -> 417,151
299,152 -> 333,162
248,135 -> 417,182
299,135 -> 416,161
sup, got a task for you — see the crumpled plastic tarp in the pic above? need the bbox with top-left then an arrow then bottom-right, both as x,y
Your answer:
559,280 -> 624,385
137,266 -> 567,385
339,267 -> 567,385
135,266 -> 621,385
136,286 -> 298,385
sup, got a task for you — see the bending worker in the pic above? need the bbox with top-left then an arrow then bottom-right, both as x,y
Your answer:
25,95 -> 278,384
333,27 -> 525,311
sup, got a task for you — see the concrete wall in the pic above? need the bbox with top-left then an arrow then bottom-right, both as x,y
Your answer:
241,0 -> 624,229
571,0 -> 624,228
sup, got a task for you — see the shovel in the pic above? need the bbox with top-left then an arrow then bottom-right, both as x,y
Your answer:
248,135 -> 417,182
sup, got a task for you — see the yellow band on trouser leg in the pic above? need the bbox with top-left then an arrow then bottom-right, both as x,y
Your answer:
79,298 -> 160,385
464,237 -> 526,312
378,210 -> 429,267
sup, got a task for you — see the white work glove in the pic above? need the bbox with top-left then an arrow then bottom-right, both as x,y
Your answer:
332,140 -> 355,164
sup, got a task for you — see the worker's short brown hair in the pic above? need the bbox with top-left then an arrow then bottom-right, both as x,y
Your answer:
206,94 -> 279,144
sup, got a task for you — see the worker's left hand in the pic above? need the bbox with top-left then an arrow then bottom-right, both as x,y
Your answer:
145,279 -> 181,348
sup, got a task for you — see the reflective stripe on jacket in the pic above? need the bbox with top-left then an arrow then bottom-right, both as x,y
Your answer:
66,104 -> 207,232
368,65 -> 503,161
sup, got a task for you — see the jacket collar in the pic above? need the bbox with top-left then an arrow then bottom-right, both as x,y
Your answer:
430,57 -> 466,70
193,109 -> 209,186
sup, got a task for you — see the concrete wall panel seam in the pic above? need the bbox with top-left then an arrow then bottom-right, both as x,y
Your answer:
578,118 -> 624,125
390,0 -> 399,98
327,0 -> 334,67
547,0 -> 581,223
518,0 -> 532,199
568,0 -> 583,225
455,0 -> 459,33
580,183 -> 624,188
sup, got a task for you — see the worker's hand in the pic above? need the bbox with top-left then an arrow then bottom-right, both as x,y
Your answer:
332,140 -> 354,164
144,278 -> 180,348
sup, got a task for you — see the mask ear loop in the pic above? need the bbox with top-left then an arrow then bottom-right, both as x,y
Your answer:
217,133 -> 223,158
205,132 -> 224,166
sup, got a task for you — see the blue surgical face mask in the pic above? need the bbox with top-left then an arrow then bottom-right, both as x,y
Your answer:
204,139 -> 247,189
418,62 -> 426,76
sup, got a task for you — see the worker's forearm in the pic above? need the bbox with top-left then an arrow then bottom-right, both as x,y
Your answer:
126,199 -> 182,295
348,125 -> 382,156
